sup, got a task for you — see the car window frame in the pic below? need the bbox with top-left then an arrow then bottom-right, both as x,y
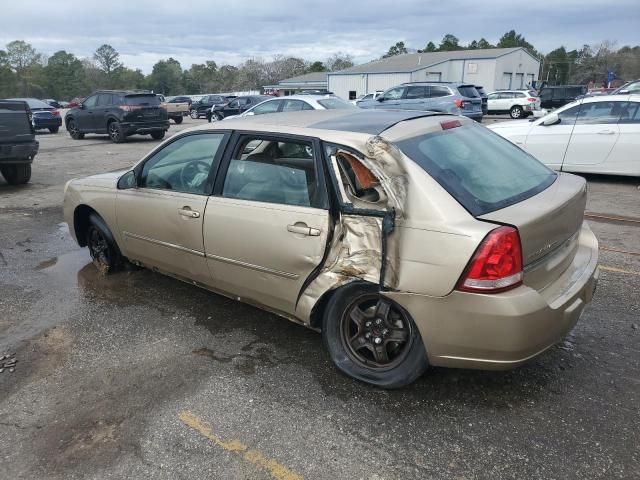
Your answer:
133,130 -> 232,196
213,130 -> 329,210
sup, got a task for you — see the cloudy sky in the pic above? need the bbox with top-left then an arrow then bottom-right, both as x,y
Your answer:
3,0 -> 639,72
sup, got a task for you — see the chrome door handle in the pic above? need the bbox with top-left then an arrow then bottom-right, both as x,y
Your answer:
179,207 -> 200,218
287,224 -> 320,236
597,130 -> 615,135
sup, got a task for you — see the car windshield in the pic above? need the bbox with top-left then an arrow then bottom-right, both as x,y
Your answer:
125,95 -> 161,106
396,123 -> 557,216
317,98 -> 357,109
11,98 -> 51,109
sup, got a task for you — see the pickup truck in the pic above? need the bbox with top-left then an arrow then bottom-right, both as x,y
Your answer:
0,100 -> 39,185
157,95 -> 190,124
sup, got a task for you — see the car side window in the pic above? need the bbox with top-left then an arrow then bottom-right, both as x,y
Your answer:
487,93 -> 499,100
499,92 -> 515,99
556,105 -> 581,123
430,86 -> 450,97
553,88 -> 566,99
282,99 -> 307,111
540,89 -> 552,101
83,95 -> 98,108
97,94 -> 113,106
228,100 -> 239,108
222,135 -> 323,208
301,101 -> 314,110
140,133 -> 225,194
383,87 -> 404,100
618,102 -> 640,124
576,101 -> 628,125
405,86 -> 427,99
252,100 -> 281,114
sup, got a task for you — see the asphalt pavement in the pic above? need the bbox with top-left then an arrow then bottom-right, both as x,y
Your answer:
1,116 -> 639,479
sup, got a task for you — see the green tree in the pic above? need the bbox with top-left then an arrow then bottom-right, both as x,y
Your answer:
307,61 -> 327,72
6,40 -> 42,95
477,38 -> 494,49
497,30 -> 538,56
326,53 -> 354,71
418,41 -> 437,53
45,50 -> 84,99
0,49 -> 18,97
383,41 -> 408,58
148,58 -> 183,95
93,44 -> 122,78
183,61 -> 218,93
438,34 -> 460,51
112,67 -> 146,90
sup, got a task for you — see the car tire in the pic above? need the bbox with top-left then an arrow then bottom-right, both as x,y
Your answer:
190,109 -> 199,119
67,119 -> 84,139
86,214 -> 122,274
49,126 -> 59,133
510,105 -> 524,119
173,116 -> 183,124
1,164 -> 32,185
322,282 -> 428,389
150,131 -> 165,140
108,121 -> 126,143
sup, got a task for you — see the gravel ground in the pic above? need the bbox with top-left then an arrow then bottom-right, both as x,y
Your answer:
0,116 -> 639,480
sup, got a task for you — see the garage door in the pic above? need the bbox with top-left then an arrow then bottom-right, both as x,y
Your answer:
515,73 -> 524,89
426,72 -> 442,81
502,73 -> 512,89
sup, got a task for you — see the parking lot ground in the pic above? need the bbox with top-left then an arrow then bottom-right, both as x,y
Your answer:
1,118 -> 639,479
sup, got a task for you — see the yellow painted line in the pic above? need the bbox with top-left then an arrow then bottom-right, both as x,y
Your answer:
599,265 -> 640,276
178,411 -> 303,480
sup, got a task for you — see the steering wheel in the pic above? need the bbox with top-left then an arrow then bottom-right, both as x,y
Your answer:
180,160 -> 211,190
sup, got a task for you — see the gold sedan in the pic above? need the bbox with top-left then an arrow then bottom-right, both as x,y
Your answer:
64,110 -> 599,388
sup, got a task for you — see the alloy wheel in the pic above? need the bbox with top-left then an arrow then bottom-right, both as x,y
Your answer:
340,294 -> 413,370
109,123 -> 120,142
88,228 -> 110,267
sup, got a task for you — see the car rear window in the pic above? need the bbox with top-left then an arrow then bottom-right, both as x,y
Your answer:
317,98 -> 356,109
395,123 -> 556,216
457,86 -> 480,98
125,95 -> 161,106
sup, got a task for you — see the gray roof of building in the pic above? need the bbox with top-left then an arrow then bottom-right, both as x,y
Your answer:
329,48 -> 532,75
278,72 -> 328,84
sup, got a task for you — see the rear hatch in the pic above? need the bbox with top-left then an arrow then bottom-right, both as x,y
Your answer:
0,101 -> 35,145
122,94 -> 166,122
457,85 -> 483,113
394,120 -> 586,290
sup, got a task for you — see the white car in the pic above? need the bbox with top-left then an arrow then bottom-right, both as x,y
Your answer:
488,94 -> 640,176
354,91 -> 383,106
223,94 -> 356,120
487,90 -> 541,118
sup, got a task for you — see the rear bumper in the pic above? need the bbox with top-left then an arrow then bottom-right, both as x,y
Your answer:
461,111 -> 483,121
121,121 -> 170,135
34,117 -> 62,129
384,223 -> 599,370
0,141 -> 39,163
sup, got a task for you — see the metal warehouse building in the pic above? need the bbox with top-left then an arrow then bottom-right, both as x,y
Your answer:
328,47 -> 540,100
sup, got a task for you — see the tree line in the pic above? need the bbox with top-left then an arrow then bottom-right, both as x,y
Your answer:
1,30 -> 639,100
0,41 -> 354,100
383,31 -> 640,87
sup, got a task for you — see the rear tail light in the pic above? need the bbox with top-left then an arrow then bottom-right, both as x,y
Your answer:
527,98 -> 537,102
119,105 -> 142,112
453,99 -> 464,109
51,109 -> 60,117
457,226 -> 523,294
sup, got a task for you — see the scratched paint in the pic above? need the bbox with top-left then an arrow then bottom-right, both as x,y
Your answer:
178,411 -> 303,480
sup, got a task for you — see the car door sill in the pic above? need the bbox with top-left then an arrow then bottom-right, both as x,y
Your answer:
123,231 -> 204,257
205,253 -> 299,279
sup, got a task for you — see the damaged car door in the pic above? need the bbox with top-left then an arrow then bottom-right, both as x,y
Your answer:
116,132 -> 227,284
203,133 -> 330,315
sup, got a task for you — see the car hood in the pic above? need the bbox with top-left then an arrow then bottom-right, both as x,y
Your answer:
487,119 -> 532,130
71,168 -> 128,188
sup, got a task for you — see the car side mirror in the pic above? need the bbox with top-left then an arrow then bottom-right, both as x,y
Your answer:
376,96 -> 385,102
244,111 -> 255,116
117,170 -> 137,189
542,113 -> 560,126
618,89 -> 629,94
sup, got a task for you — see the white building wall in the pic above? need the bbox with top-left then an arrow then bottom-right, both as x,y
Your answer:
411,58 -> 496,89
328,73 -> 410,100
493,50 -> 539,92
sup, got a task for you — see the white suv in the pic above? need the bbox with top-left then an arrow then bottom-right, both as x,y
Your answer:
487,90 -> 541,118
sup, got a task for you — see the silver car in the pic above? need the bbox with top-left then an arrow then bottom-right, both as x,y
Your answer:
224,94 -> 356,120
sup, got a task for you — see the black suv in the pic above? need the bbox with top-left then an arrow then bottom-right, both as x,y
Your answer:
0,100 -> 39,185
190,95 -> 237,119
64,90 -> 169,143
539,85 -> 588,109
209,95 -> 272,121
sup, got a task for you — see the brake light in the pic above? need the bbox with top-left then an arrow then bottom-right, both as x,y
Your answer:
119,105 -> 142,112
457,226 -> 523,294
454,99 -> 464,108
441,119 -> 461,130
527,98 -> 536,102
51,109 -> 60,117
